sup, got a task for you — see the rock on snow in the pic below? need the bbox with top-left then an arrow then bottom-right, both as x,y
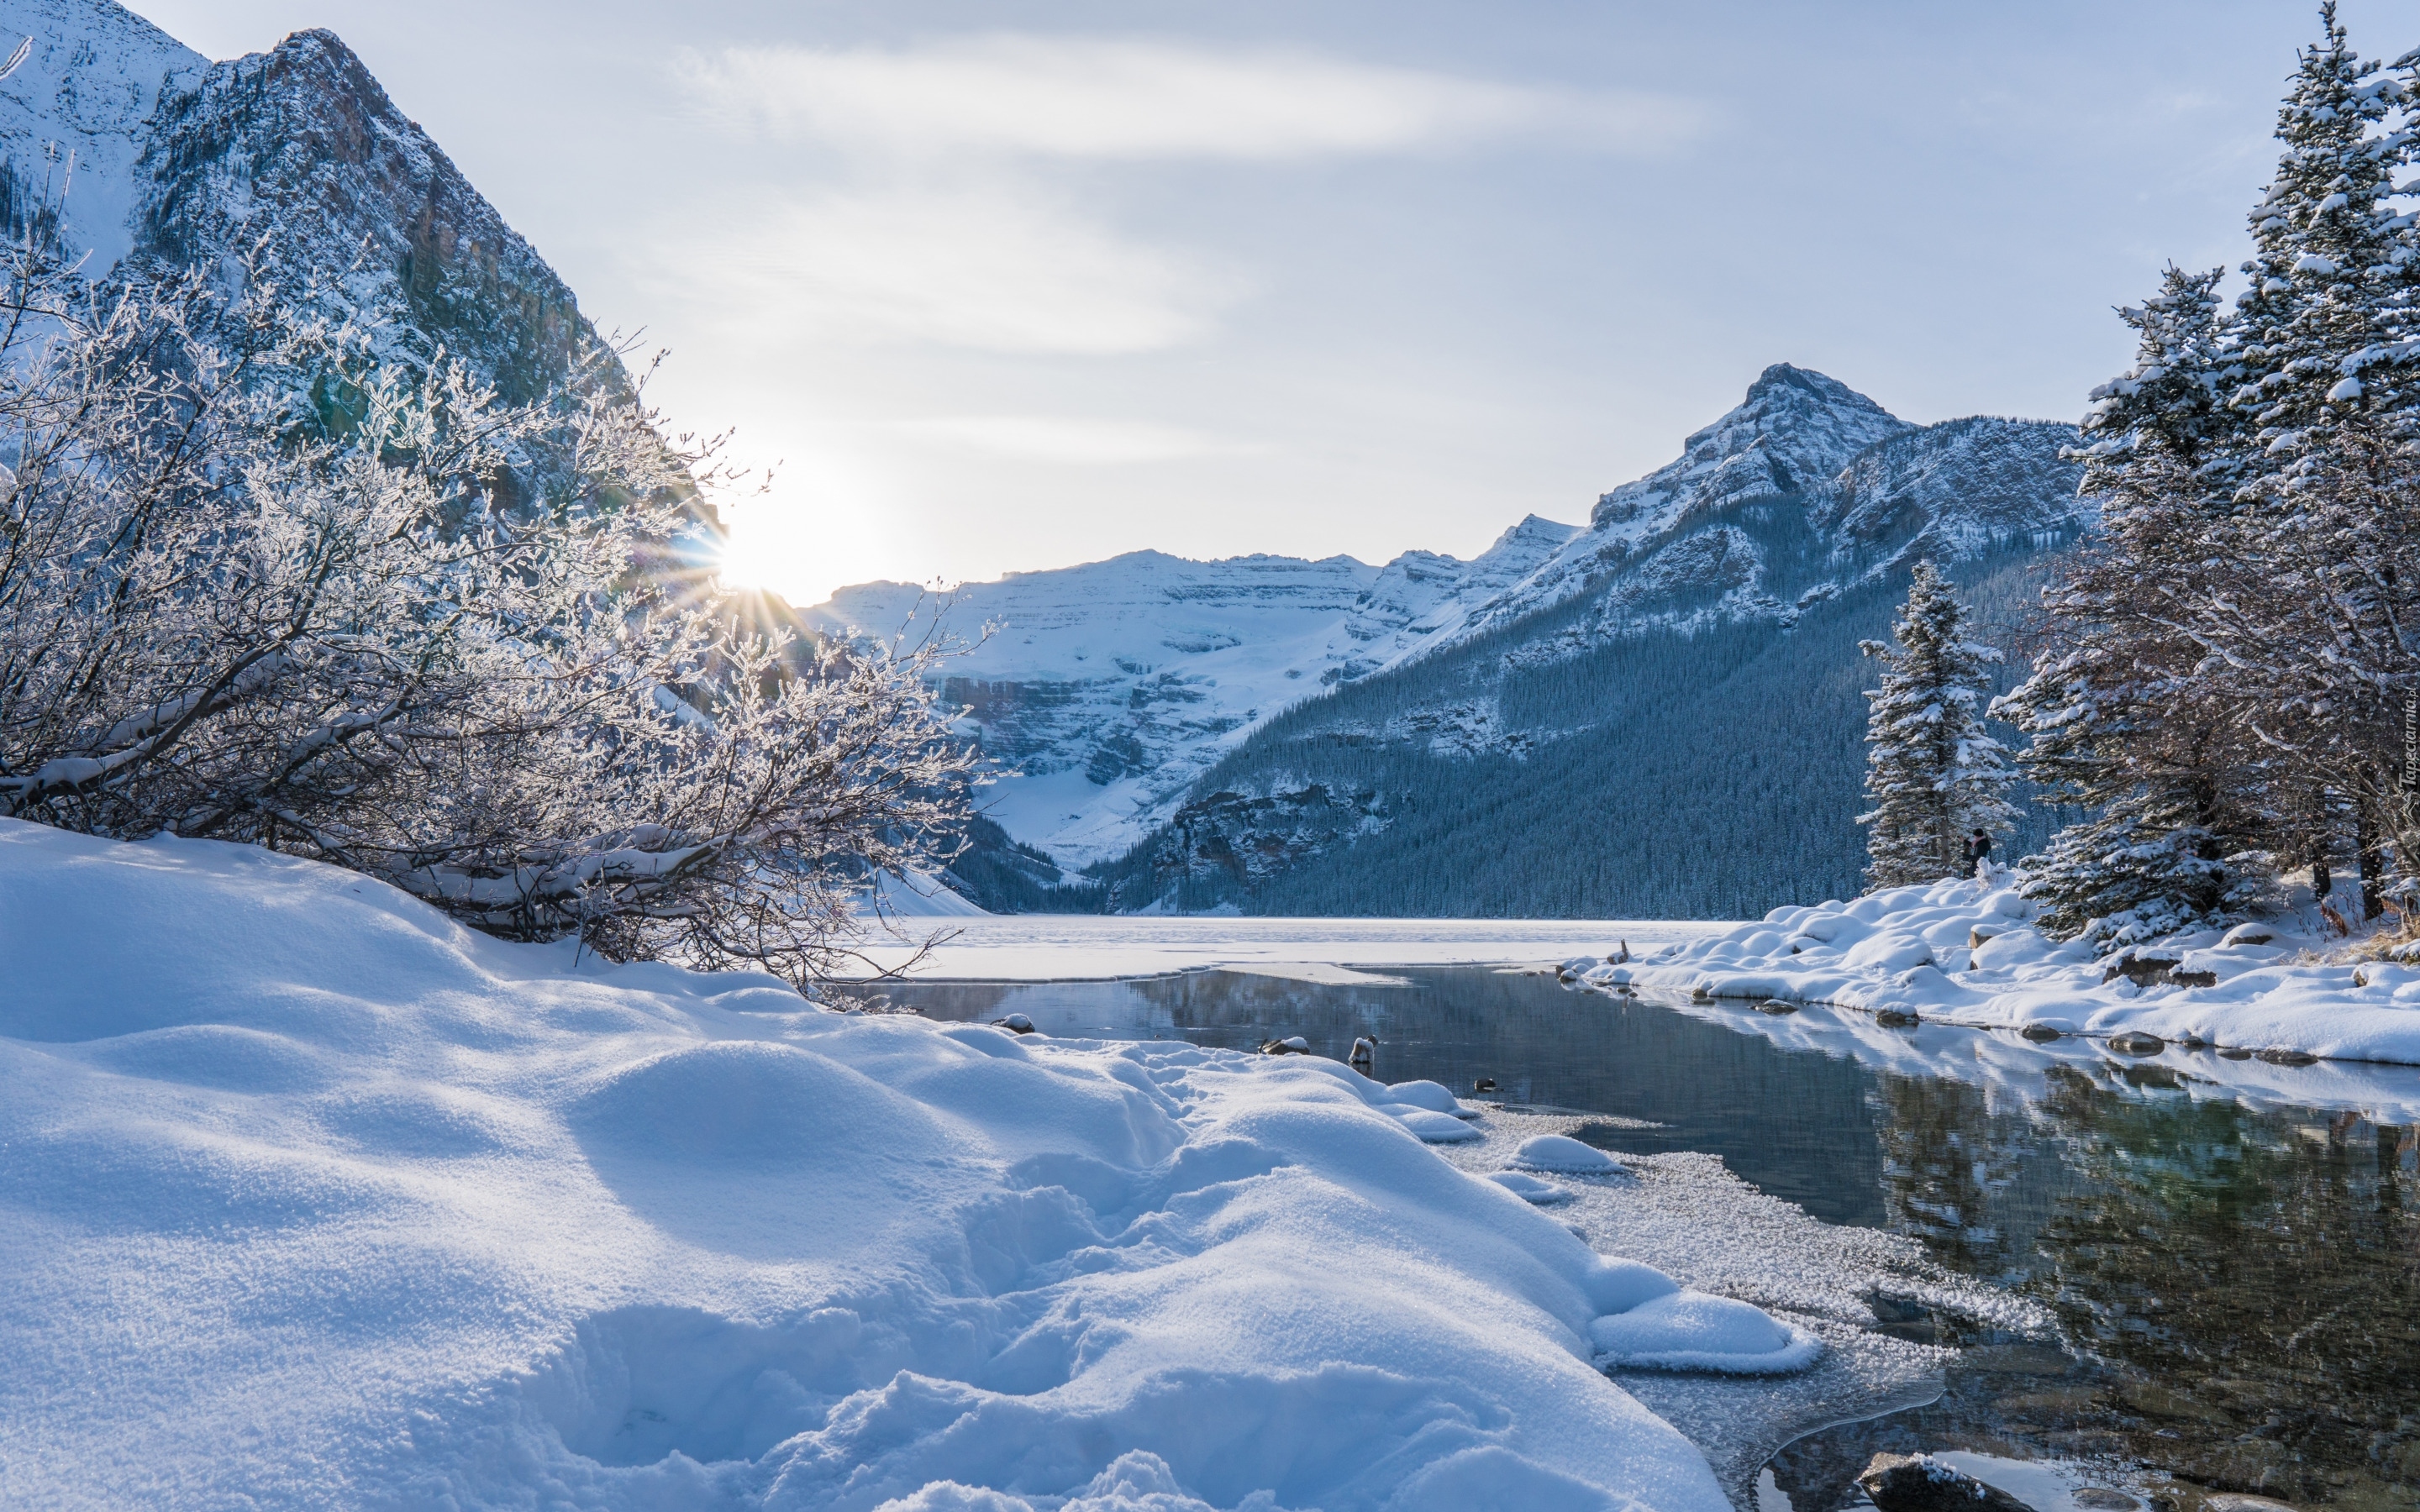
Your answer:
0,818 -> 1813,1510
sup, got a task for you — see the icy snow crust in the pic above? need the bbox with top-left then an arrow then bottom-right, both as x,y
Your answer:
4,820 -> 1829,1510
1586,874 -> 2420,1069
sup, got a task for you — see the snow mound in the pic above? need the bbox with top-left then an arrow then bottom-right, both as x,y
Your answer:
1486,1171 -> 1576,1205
1590,873 -> 2420,1065
1589,1293 -> 1826,1374
1508,1134 -> 1628,1175
1390,1106 -> 1484,1142
0,818 -> 1810,1510
1381,1079 -> 1468,1114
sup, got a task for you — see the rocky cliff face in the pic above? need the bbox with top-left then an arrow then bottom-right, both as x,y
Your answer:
0,1 -> 618,420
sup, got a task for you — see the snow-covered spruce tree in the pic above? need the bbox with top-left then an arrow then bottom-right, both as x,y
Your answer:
2007,8 -> 2420,937
1857,561 -> 2018,890
1999,271 -> 2269,941
0,233 -> 975,990
2192,5 -> 2420,916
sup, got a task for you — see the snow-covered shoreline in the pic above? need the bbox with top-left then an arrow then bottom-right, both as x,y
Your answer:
1578,873 -> 2420,1068
0,820 -> 1841,1511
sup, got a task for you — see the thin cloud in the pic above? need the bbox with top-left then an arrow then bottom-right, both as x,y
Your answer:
883,415 -> 1263,465
680,34 -> 1703,160
684,188 -> 1247,354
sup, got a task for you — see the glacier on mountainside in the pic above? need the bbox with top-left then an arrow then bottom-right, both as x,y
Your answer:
797,518 -> 1580,869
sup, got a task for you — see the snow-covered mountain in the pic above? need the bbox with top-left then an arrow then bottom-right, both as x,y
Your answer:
805,365 -> 2084,900
797,517 -> 1579,867
1448,365 -> 2081,648
0,0 -> 614,414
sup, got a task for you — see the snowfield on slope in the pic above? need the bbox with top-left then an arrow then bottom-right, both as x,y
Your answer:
3,819 -> 1816,1511
1583,872 -> 2420,1066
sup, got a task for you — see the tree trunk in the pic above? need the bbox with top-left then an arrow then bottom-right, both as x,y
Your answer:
2358,791 -> 2386,921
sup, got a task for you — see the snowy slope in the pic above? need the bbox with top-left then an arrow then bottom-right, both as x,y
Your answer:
800,520 -> 1577,869
0,0 -> 204,270
0,818 -> 1842,1509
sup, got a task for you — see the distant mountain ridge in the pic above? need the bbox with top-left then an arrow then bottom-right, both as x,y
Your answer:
800,364 -> 2086,910
1095,366 -> 2085,916
798,517 -> 1581,868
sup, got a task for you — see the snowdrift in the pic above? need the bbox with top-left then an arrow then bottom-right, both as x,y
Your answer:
0,820 -> 1807,1510
1583,873 -> 2420,1066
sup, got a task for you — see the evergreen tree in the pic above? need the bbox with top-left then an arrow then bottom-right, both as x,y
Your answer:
2009,8 -> 2420,937
1857,562 -> 2018,890
2227,3 -> 2420,475
2001,275 -> 2268,939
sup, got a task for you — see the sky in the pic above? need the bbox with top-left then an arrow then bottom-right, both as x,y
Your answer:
123,1 -> 2420,606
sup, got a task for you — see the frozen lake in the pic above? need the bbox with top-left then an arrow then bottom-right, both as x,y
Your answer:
848,960 -> 2420,1512
849,913 -> 1726,981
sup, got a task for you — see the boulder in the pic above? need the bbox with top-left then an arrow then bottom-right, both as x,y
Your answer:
2102,952 -> 2182,987
2019,1023 -> 2062,1042
1876,1008 -> 1920,1028
1757,999 -> 1799,1015
2219,922 -> 2279,947
2257,1047 -> 2319,1067
2107,1031 -> 2165,1056
1856,1453 -> 2038,1512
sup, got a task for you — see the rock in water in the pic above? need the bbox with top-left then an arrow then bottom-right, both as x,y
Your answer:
1856,1453 -> 2037,1512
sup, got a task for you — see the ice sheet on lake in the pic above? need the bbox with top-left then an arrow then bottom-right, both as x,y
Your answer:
859,914 -> 1728,981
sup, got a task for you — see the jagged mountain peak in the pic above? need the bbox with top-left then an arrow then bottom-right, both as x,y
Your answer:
1742,361 -> 1894,414
1593,362 -> 1912,532
0,0 -> 617,425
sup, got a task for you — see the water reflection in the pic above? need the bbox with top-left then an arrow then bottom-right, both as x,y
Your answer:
854,967 -> 2420,1508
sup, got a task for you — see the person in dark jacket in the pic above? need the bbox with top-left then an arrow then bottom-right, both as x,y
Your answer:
1965,828 -> 1993,878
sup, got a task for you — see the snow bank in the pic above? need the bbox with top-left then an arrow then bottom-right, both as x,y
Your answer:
1587,872 -> 2420,1066
0,820 -> 1812,1510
